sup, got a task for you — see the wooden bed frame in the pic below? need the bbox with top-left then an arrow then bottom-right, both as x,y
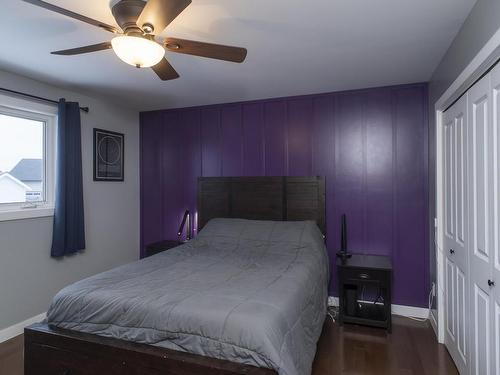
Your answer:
25,176 -> 325,375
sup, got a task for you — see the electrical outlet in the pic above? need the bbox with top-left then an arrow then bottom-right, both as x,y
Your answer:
431,282 -> 436,297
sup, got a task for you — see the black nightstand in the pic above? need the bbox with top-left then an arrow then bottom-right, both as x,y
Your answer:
144,240 -> 183,258
337,254 -> 392,332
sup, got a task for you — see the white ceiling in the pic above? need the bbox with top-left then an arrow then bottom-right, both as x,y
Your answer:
0,0 -> 476,111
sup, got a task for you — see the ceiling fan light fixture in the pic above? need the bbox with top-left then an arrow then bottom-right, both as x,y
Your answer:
111,35 -> 164,68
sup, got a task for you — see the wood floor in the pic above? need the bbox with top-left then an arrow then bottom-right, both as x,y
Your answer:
312,316 -> 458,375
0,334 -> 23,375
0,316 -> 457,375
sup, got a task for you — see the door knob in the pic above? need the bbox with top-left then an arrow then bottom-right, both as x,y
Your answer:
449,249 -> 455,254
488,279 -> 495,287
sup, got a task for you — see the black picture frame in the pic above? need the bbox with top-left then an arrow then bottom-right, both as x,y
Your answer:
93,128 -> 124,182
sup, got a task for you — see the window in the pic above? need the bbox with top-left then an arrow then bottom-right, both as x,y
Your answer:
0,94 -> 56,221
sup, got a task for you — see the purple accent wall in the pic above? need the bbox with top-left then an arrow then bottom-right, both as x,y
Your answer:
140,83 -> 429,307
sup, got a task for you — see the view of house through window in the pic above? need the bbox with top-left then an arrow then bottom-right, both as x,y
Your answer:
0,112 -> 44,204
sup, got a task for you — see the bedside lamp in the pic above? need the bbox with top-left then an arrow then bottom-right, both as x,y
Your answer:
336,214 -> 352,261
177,210 -> 191,241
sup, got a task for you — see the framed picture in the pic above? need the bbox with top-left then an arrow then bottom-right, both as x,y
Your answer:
93,128 -> 124,181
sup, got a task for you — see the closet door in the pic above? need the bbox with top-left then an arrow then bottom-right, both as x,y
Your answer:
468,73 -> 494,375
491,64 -> 500,375
443,95 -> 469,375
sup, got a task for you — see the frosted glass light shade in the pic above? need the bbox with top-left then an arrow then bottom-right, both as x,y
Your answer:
111,36 -> 164,68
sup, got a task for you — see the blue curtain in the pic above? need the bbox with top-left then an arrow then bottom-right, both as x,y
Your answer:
51,99 -> 86,257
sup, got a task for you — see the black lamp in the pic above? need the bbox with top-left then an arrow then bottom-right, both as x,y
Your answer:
177,210 -> 191,241
336,214 -> 352,261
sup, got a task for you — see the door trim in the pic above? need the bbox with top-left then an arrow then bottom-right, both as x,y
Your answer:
435,27 -> 500,344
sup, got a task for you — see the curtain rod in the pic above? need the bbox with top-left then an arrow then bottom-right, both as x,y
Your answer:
0,87 -> 89,113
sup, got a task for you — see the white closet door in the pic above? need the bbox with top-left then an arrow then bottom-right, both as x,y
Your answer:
443,95 -> 469,375
490,64 -> 500,375
468,73 -> 494,375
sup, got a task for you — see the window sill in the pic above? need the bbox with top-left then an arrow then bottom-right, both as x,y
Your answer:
0,207 -> 55,222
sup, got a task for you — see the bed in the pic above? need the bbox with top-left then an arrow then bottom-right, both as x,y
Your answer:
25,176 -> 328,375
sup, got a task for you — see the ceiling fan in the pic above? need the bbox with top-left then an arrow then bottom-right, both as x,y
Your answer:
22,0 -> 248,81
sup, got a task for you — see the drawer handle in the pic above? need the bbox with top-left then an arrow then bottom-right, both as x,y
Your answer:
488,279 -> 495,287
449,249 -> 455,254
358,273 -> 370,279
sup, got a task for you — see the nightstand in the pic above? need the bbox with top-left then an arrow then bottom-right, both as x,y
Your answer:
337,254 -> 392,332
144,240 -> 183,258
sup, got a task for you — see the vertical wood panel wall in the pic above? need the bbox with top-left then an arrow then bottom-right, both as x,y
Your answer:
140,83 -> 429,307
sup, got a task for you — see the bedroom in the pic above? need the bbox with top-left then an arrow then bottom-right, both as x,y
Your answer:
0,0 -> 498,374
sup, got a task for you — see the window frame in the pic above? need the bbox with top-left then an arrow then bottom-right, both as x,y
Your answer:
0,94 -> 57,221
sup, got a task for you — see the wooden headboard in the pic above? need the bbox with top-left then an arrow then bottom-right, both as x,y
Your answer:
197,176 -> 325,234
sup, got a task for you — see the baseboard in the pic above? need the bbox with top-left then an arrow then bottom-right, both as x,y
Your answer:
391,304 -> 429,319
328,296 -> 339,307
430,310 -> 438,337
328,296 -> 429,320
0,312 -> 46,343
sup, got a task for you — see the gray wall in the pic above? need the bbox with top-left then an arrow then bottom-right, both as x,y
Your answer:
0,70 -> 140,330
428,0 -> 500,316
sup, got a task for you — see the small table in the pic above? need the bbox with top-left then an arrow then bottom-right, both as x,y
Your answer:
337,254 -> 392,332
144,240 -> 183,258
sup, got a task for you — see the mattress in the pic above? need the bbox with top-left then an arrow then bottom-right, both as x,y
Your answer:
47,218 -> 329,375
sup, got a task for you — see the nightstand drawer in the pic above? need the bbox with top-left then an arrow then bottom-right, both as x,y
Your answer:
340,268 -> 389,283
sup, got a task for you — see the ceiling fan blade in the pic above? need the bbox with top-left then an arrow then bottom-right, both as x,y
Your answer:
151,59 -> 180,81
22,0 -> 119,33
137,0 -> 191,34
165,38 -> 247,63
51,42 -> 112,56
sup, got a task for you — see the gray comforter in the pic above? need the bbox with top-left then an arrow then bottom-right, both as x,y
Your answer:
47,218 -> 329,375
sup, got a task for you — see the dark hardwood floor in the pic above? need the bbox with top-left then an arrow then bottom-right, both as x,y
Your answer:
312,316 -> 458,375
0,334 -> 23,375
0,316 -> 457,375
